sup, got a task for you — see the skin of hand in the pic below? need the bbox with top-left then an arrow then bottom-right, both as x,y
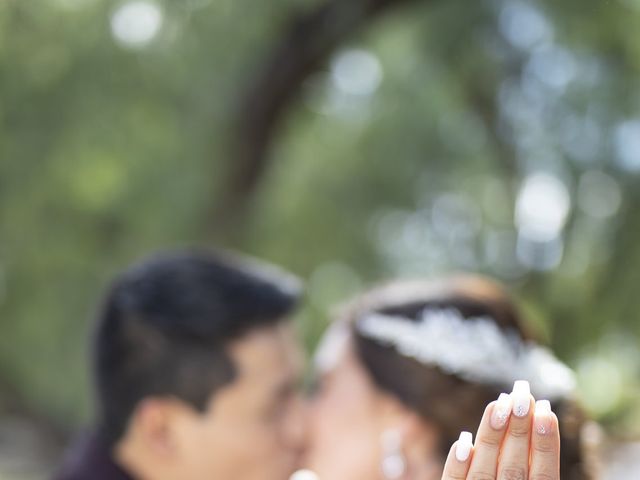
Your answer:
440,380 -> 561,480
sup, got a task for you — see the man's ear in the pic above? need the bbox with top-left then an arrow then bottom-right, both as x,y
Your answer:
130,397 -> 183,457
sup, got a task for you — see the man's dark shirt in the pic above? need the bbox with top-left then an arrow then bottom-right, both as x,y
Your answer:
54,431 -> 133,480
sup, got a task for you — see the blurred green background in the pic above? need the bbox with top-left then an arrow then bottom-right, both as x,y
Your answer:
1,0 -> 640,476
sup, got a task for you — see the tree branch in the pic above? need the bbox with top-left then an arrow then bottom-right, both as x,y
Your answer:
210,0 -> 420,237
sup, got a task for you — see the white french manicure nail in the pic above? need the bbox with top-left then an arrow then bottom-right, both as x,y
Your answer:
455,431 -> 473,462
536,400 -> 551,412
535,400 -> 553,435
511,380 -> 531,417
491,393 -> 512,430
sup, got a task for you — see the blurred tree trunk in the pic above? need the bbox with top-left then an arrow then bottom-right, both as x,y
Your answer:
210,0 -> 420,239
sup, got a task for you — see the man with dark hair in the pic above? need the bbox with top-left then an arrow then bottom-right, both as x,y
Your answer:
55,249 -> 307,480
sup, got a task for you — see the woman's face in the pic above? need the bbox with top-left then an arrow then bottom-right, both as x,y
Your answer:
303,324 -> 443,480
304,330 -> 387,480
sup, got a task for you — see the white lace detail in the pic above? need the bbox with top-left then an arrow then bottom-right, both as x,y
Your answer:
356,308 -> 576,399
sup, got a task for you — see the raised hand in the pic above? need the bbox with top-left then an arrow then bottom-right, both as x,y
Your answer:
441,380 -> 560,480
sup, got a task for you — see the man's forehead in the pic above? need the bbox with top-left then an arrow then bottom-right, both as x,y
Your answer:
228,322 -> 304,383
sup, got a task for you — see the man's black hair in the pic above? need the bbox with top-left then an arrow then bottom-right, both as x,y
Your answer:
92,249 -> 301,445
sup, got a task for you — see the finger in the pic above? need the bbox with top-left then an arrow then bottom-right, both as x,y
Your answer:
467,393 -> 512,480
440,431 -> 473,480
497,380 -> 534,480
529,400 -> 560,480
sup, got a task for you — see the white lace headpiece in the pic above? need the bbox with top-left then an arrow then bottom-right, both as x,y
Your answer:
356,307 -> 576,400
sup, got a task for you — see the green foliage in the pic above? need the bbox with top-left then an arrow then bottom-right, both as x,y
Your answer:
1,0 -> 640,439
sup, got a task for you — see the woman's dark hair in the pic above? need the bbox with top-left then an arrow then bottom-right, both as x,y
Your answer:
343,276 -> 594,480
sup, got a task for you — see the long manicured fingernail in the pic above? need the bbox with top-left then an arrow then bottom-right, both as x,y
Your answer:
455,431 -> 473,462
534,400 -> 553,435
511,380 -> 531,417
491,393 -> 512,430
